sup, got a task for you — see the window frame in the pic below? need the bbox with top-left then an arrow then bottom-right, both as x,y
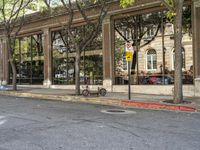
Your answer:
146,49 -> 157,71
172,48 -> 185,70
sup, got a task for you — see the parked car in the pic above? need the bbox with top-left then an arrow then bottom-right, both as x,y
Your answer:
143,75 -> 174,85
157,75 -> 174,84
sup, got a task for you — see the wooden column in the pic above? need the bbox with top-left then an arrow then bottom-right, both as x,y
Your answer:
0,38 -> 9,85
43,28 -> 52,87
102,16 -> 114,91
193,0 -> 200,96
0,39 -> 3,85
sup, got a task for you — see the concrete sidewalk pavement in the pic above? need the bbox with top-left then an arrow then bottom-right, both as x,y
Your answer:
0,86 -> 199,112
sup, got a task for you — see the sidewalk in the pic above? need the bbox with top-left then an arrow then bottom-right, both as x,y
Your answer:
0,86 -> 199,112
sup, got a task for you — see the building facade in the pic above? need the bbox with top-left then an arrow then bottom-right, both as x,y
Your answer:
0,0 -> 200,97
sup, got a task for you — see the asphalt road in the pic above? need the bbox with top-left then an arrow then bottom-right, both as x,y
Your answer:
0,96 -> 200,150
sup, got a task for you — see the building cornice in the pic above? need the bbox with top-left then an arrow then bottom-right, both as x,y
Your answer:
0,0 -> 192,36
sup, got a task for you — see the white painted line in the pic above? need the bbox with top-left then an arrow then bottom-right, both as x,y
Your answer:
0,120 -> 6,125
0,116 -> 7,125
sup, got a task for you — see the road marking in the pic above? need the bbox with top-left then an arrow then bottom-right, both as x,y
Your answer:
0,115 -> 7,125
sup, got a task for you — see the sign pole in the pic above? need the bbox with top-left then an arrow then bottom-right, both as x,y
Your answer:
128,60 -> 131,100
125,42 -> 133,101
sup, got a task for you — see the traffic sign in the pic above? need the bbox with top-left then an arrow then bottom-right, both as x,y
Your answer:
125,42 -> 133,52
126,51 -> 133,61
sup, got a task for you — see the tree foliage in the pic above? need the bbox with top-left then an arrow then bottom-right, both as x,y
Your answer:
120,0 -> 135,8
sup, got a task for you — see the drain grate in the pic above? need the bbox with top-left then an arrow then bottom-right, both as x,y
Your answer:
101,109 -> 136,114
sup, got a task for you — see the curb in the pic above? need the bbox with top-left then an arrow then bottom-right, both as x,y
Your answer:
0,91 -> 197,112
0,91 -> 122,107
122,100 -> 197,112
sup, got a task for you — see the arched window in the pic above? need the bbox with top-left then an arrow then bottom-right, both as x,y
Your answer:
172,48 -> 185,70
147,49 -> 157,70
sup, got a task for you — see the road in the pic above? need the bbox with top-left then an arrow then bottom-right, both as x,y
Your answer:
0,96 -> 200,150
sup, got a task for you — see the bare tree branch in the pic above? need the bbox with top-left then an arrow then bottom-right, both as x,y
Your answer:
114,26 -> 129,42
80,0 -> 108,50
43,0 -> 51,9
161,0 -> 174,11
140,23 -> 161,48
75,0 -> 91,25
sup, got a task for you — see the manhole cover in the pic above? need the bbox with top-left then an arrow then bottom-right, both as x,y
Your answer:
101,109 -> 136,114
107,110 -> 125,113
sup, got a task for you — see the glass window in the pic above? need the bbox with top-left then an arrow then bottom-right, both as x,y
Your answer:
52,28 -> 103,85
80,54 -> 103,85
9,34 -> 44,85
113,6 -> 192,85
147,49 -> 157,70
172,48 -> 185,70
114,11 -> 162,85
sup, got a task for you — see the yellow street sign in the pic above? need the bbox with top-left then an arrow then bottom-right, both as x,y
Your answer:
126,51 -> 133,61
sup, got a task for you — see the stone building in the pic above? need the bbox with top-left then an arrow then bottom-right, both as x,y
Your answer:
0,0 -> 200,97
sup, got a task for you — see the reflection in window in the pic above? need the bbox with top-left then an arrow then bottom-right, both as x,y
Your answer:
114,6 -> 193,85
80,55 -> 103,85
52,30 -> 103,85
10,34 -> 44,84
172,48 -> 185,70
147,49 -> 157,70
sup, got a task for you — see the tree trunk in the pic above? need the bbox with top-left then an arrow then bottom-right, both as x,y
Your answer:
10,60 -> 17,91
75,49 -> 81,95
173,0 -> 184,104
8,46 -> 17,91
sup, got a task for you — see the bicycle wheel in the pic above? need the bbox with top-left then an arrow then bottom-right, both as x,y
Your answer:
99,88 -> 107,96
82,89 -> 90,96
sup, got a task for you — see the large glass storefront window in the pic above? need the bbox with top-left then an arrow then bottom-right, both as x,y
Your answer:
52,28 -> 103,85
114,6 -> 193,85
10,34 -> 44,84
